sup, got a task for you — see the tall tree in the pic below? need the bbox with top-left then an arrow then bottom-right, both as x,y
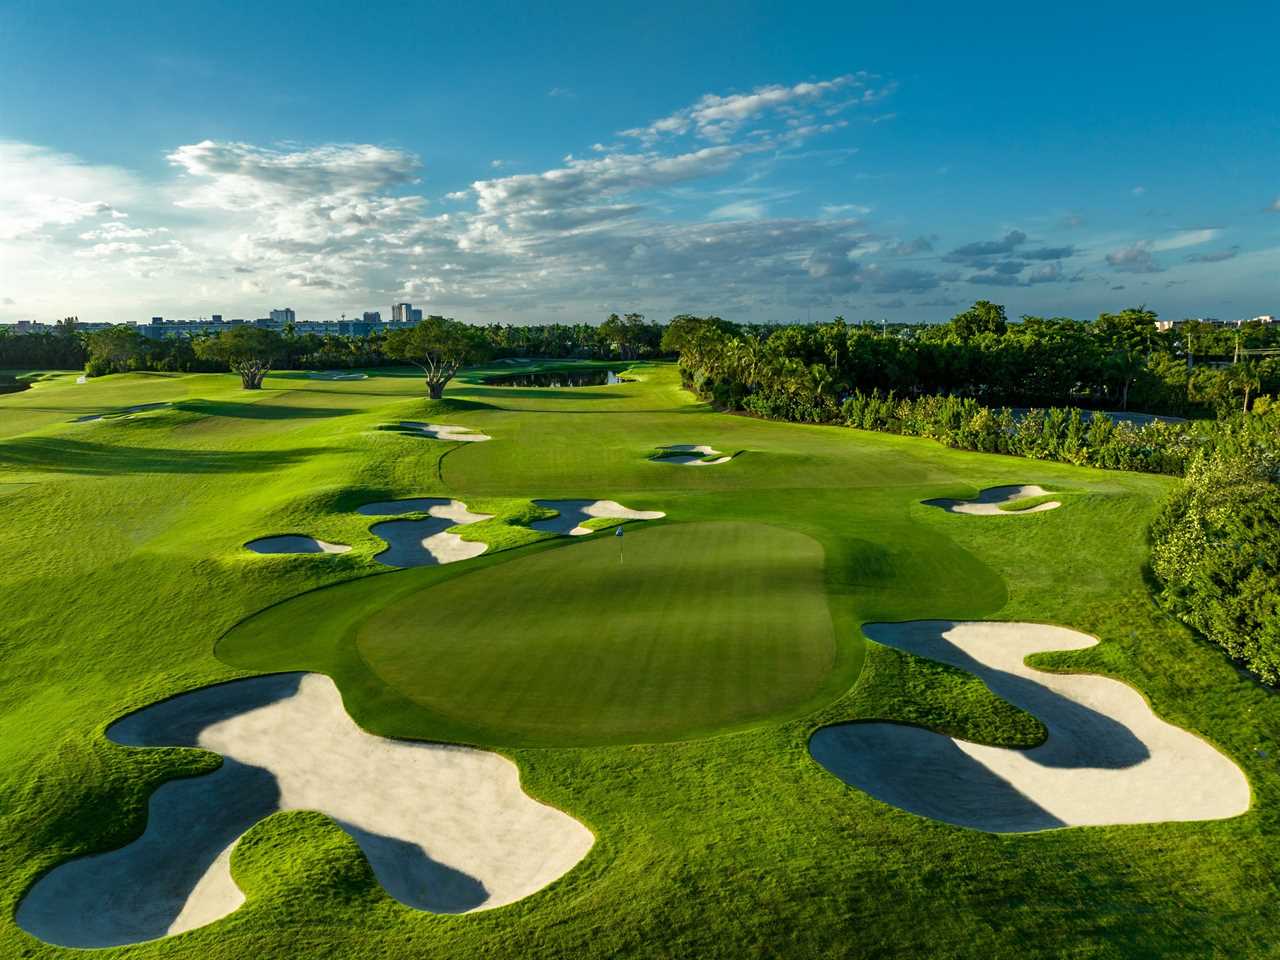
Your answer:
948,301 -> 1009,341
85,325 -> 148,375
385,316 -> 485,399
194,327 -> 285,389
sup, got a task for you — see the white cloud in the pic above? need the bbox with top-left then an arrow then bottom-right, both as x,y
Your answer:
820,203 -> 871,218
0,142 -> 138,240
620,74 -> 886,144
708,200 -> 766,220
1106,241 -> 1162,273
1151,228 -> 1219,251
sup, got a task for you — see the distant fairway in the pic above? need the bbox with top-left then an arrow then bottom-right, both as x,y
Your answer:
355,521 -> 837,744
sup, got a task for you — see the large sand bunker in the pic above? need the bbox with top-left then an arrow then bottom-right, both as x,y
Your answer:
530,500 -> 666,536
923,484 -> 1060,515
17,673 -> 594,948
396,422 -> 491,442
809,621 -> 1250,832
244,535 -> 351,555
654,444 -> 732,466
74,402 -> 170,423
359,498 -> 492,566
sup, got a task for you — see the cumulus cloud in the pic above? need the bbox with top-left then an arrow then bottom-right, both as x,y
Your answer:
945,230 -> 1027,262
1267,197 -> 1280,213
1106,242 -> 1163,273
884,235 -> 933,256
0,142 -> 136,240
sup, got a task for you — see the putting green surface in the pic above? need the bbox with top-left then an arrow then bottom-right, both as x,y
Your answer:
356,521 -> 835,743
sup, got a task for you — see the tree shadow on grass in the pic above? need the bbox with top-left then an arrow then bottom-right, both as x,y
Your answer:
173,399 -> 358,420
0,437 -> 333,476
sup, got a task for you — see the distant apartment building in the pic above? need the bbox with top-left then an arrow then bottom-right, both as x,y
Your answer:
362,311 -> 381,323
391,302 -> 413,323
269,308 -> 296,325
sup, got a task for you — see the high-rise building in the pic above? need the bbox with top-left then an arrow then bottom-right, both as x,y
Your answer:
409,308 -> 423,323
211,314 -> 223,323
362,311 -> 381,323
269,308 -> 296,325
392,302 -> 412,323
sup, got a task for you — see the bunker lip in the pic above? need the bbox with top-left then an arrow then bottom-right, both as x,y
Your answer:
653,444 -> 732,466
244,535 -> 352,555
530,499 -> 666,536
809,620 -> 1251,833
397,421 -> 491,442
307,371 -> 367,380
923,484 -> 1061,515
16,672 -> 594,948
74,402 -> 171,423
360,498 -> 493,566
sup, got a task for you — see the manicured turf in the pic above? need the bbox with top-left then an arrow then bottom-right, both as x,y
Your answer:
2,359 -> 1279,960
355,521 -> 836,744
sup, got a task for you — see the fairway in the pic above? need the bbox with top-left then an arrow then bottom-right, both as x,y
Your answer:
3,360 -> 1276,960
356,521 -> 837,743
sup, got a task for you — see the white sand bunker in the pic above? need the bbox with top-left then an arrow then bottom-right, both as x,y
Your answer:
74,402 -> 170,423
308,371 -> 367,380
924,484 -> 1060,515
244,535 -> 351,555
359,498 -> 493,566
810,621 -> 1250,832
530,500 -> 666,536
654,444 -> 732,466
17,673 -> 594,948
397,421 -> 491,442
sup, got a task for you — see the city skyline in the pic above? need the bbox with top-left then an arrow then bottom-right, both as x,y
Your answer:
1,1 -> 1277,327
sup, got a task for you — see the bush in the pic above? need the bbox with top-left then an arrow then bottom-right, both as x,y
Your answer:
1151,444 -> 1280,684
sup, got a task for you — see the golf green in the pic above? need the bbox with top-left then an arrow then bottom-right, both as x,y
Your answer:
355,521 -> 837,743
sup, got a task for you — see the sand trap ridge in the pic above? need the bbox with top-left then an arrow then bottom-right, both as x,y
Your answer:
16,673 -> 593,947
359,498 -> 493,566
809,621 -> 1250,832
530,500 -> 666,536
397,422 -> 491,442
74,402 -> 170,423
244,536 -> 352,555
654,444 -> 732,466
924,484 -> 1060,515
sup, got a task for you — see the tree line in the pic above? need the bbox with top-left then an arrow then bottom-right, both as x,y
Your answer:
662,301 -> 1280,421
0,312 -> 668,379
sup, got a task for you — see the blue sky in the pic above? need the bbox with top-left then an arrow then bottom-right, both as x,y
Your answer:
1,0 -> 1276,326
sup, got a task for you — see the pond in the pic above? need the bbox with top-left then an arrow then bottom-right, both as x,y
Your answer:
482,369 -> 634,388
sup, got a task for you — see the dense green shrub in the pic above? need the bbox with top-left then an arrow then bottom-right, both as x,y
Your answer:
1151,440 -> 1280,684
836,389 -> 1203,475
